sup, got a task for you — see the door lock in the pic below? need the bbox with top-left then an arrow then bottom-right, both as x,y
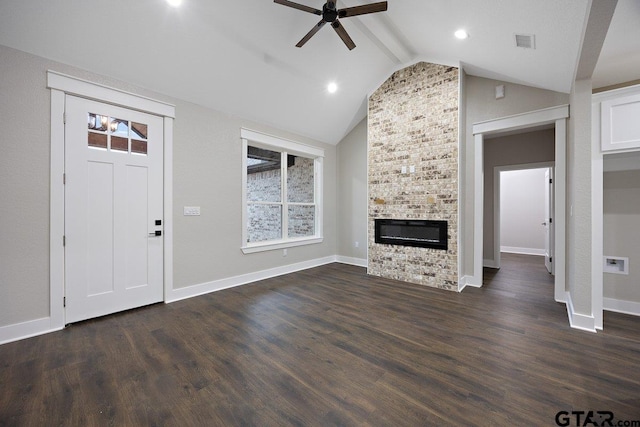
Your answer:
149,230 -> 162,237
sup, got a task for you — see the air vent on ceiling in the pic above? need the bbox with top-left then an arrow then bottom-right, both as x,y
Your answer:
515,33 -> 535,49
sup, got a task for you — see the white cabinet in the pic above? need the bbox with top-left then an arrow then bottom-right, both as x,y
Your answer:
600,90 -> 640,152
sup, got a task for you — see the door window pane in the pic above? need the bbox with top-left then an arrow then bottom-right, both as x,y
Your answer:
88,113 -> 108,149
88,113 -> 108,131
111,136 -> 128,152
88,132 -> 107,149
131,122 -> 148,155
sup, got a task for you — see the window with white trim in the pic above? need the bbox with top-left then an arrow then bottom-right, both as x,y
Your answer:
241,129 -> 323,253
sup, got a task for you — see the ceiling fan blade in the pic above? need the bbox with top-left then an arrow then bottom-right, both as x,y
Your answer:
296,20 -> 327,48
338,1 -> 387,18
332,20 -> 355,50
274,0 -> 322,15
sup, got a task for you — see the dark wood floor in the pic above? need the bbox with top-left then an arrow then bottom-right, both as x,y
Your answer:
1,254 -> 639,426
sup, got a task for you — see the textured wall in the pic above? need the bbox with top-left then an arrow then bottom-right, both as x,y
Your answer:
368,62 -> 459,290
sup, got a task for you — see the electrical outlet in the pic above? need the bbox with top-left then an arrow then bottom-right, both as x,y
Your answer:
283,249 -> 287,257
354,241 -> 359,248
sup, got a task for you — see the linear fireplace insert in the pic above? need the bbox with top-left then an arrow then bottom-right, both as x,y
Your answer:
375,219 -> 448,250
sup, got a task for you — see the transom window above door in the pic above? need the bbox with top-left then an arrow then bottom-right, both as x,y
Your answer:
241,129 -> 324,254
87,112 -> 148,155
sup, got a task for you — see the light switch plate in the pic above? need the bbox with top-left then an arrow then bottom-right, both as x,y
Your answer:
183,206 -> 201,216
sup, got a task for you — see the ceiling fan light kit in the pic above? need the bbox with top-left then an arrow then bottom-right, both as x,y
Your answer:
274,0 -> 388,50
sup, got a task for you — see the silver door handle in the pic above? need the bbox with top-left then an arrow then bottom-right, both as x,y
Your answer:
541,222 -> 547,226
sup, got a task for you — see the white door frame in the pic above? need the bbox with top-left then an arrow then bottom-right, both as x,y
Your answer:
48,71 -> 175,328
492,162 -> 555,270
472,105 -> 568,303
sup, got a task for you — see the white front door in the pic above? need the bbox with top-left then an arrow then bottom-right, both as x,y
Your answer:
544,167 -> 554,275
64,95 -> 164,323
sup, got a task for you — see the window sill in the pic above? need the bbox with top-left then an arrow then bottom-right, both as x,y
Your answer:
241,237 -> 323,254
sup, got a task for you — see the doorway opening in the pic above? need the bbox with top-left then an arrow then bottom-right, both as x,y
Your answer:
471,105 -> 568,306
491,163 -> 555,275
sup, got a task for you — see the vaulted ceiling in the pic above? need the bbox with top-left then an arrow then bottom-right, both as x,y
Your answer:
0,0 -> 638,145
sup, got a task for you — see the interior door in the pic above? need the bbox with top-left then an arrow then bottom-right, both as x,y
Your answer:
544,167 -> 554,274
64,95 -> 164,323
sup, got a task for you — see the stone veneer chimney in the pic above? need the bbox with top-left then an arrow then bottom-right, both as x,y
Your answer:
368,62 -> 459,290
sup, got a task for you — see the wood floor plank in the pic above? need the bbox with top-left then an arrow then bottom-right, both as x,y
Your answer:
1,254 -> 640,425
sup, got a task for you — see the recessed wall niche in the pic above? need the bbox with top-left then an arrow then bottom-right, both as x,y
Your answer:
368,62 -> 459,290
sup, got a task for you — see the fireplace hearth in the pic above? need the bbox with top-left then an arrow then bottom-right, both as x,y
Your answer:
374,219 -> 448,250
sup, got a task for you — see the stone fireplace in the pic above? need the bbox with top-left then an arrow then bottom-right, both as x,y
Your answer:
368,62 -> 459,290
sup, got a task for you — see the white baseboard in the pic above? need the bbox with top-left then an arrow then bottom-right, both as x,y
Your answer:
483,259 -> 499,269
501,246 -> 545,256
459,275 -> 481,291
565,292 -> 596,332
603,297 -> 640,317
335,256 -> 367,267
0,317 -> 64,345
166,255 -> 337,303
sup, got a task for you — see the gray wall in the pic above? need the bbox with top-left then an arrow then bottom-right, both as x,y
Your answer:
0,44 -> 337,329
603,169 -> 640,304
463,76 -> 569,277
567,78 -> 593,315
336,117 -> 367,262
0,46 -> 51,326
483,129 -> 555,262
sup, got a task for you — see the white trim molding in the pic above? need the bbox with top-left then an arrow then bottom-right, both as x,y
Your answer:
500,246 -> 545,256
473,105 -> 569,136
603,298 -> 640,317
336,256 -> 368,267
167,256 -> 337,303
240,128 -> 324,254
459,275 -> 481,291
0,317 -> 64,345
47,71 -> 175,118
565,292 -> 596,332
47,71 -> 175,332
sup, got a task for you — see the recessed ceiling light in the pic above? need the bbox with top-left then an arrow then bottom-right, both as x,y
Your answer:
166,0 -> 182,7
327,82 -> 338,94
454,29 -> 469,40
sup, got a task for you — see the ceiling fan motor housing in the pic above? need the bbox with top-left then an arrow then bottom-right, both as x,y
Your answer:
323,3 -> 338,22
